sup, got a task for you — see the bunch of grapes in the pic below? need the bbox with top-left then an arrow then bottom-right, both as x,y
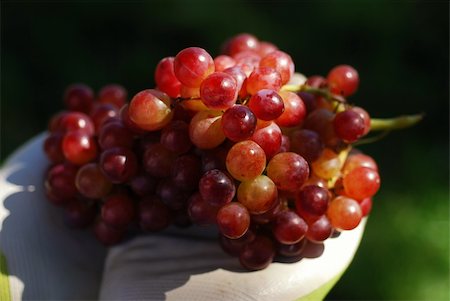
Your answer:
43,33 -> 394,271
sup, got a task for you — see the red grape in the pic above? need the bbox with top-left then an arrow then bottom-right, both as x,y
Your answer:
353,106 -> 371,136
155,57 -> 182,98
100,147 -> 138,183
101,193 -> 135,229
220,229 -> 256,257
156,178 -> 190,210
171,154 -> 202,191
98,121 -> 134,150
45,163 -> 78,205
333,109 -> 365,143
221,105 -> 257,142
214,55 -> 236,72
226,140 -> 266,181
57,112 -> 95,136
139,196 -> 171,232
62,131 -> 98,165
64,83 -> 94,113
76,163 -> 112,199
248,89 -> 284,121
43,133 -> 65,163
306,215 -> 333,242
246,67 -> 282,95
199,169 -> 236,207
90,103 -> 119,133
223,66 -> 247,98
160,120 -> 192,154
128,89 -> 173,131
226,33 -> 259,57
200,72 -> 238,110
129,172 -> 157,197
217,202 -> 250,239
187,192 -> 219,225
275,91 -> 306,127
251,121 -> 282,159
98,84 -> 128,109
94,220 -> 125,246
257,41 -> 278,57
142,143 -> 176,178
259,50 -> 294,85
64,199 -> 96,228
343,152 -> 378,174
360,197 -> 373,216
327,196 -> 362,230
296,185 -> 330,216
290,129 -> 324,163
189,110 -> 225,149
343,167 -> 380,200
327,65 -> 359,97
237,175 -> 278,214
273,210 -> 308,244
266,152 -> 309,192
174,47 -> 215,87
239,235 -> 275,271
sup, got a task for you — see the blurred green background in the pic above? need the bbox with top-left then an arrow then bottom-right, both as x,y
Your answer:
1,0 -> 448,300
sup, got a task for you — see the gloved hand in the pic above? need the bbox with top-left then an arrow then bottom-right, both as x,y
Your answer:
0,134 -> 366,301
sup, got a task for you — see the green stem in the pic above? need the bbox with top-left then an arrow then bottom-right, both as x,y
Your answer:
281,84 -> 346,104
353,131 -> 391,146
370,114 -> 424,131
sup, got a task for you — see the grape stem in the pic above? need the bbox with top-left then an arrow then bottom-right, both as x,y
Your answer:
370,114 -> 424,131
282,84 -> 346,104
281,83 -> 424,132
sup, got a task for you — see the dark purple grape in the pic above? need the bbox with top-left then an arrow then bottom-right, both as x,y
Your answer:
239,235 -> 275,271
248,89 -> 284,121
160,120 -> 192,154
142,143 -> 176,178
100,147 -> 138,183
64,199 -> 96,228
199,169 -> 235,207
129,172 -> 158,197
94,220 -> 125,246
306,215 -> 333,242
217,202 -> 250,239
101,193 -> 135,229
277,239 -> 307,257
296,185 -> 330,216
45,163 -> 78,206
90,103 -> 119,133
64,84 -> 94,113
76,163 -> 112,199
99,121 -> 134,150
43,133 -> 65,163
171,154 -> 202,191
219,229 -> 256,257
290,129 -> 324,163
200,147 -> 228,172
333,109 -> 365,143
221,105 -> 257,142
156,178 -> 190,210
187,192 -> 219,225
272,210 -> 308,244
138,196 -> 171,231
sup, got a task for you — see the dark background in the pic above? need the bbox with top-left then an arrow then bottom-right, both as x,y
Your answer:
1,0 -> 449,300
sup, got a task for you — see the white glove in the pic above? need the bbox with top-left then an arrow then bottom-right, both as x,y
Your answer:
0,134 -> 366,301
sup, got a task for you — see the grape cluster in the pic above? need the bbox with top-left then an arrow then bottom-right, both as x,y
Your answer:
43,33 -> 381,271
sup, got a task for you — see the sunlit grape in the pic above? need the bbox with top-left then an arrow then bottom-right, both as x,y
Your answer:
237,175 -> 278,214
226,140 -> 266,181
266,152 -> 309,192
